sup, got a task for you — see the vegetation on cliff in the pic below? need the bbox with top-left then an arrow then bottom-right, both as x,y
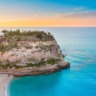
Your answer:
0,30 -> 54,52
0,30 -> 69,74
2,30 -> 54,41
0,58 -> 60,69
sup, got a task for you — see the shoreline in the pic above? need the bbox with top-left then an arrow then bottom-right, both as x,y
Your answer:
0,61 -> 70,77
0,62 -> 70,96
0,74 -> 13,96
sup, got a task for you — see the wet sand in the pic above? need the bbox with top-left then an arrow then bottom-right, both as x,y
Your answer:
0,74 -> 13,96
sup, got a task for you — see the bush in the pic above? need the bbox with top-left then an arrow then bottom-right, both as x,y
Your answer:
2,30 -> 54,41
47,58 -> 60,65
0,44 -> 5,52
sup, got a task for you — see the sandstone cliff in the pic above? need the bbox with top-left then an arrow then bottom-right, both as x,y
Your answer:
0,30 -> 70,76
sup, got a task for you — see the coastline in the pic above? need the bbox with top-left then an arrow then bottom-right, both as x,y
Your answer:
0,61 -> 70,77
0,74 -> 13,96
0,61 -> 70,96
13,61 -> 70,77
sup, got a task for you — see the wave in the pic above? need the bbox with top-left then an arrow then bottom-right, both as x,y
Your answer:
5,81 -> 9,96
63,48 -> 96,71
4,76 -> 14,96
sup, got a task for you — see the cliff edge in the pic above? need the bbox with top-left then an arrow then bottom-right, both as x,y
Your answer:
0,30 -> 70,76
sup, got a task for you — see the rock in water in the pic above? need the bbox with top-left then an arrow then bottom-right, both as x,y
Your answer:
0,30 -> 70,76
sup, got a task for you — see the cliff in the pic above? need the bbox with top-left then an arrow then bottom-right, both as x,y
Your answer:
0,30 -> 70,76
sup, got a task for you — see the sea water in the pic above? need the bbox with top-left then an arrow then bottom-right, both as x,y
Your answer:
1,27 -> 96,96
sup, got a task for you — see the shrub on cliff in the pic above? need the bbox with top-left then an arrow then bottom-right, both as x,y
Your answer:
2,30 -> 54,41
0,44 -> 5,52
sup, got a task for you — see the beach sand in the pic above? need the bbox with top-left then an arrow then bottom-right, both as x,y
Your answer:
0,74 -> 13,96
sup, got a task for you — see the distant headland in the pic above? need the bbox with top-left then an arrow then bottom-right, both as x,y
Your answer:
0,30 -> 70,76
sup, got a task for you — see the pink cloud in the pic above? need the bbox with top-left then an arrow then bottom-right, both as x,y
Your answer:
56,11 -> 96,18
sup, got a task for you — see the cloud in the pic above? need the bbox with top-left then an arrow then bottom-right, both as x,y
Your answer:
67,6 -> 86,12
56,11 -> 96,18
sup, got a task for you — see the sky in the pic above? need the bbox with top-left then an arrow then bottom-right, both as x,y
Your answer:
0,0 -> 96,27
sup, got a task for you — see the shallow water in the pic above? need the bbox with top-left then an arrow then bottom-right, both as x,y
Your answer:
2,27 -> 96,96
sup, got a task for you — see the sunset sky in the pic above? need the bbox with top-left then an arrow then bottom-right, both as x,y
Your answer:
0,0 -> 96,27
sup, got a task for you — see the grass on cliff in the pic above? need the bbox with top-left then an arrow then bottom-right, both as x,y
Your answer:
0,58 -> 60,69
2,29 -> 54,41
0,30 -> 54,52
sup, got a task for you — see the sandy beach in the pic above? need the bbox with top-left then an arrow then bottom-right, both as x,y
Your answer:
0,74 -> 13,96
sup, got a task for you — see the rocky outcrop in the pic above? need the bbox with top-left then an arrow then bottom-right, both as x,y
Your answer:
13,62 -> 70,77
0,40 -> 63,66
0,30 -> 70,76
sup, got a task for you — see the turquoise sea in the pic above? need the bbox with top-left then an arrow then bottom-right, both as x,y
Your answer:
2,27 -> 96,96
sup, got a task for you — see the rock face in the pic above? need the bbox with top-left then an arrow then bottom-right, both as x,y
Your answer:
0,30 -> 70,76
0,41 -> 63,66
13,62 -> 70,77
